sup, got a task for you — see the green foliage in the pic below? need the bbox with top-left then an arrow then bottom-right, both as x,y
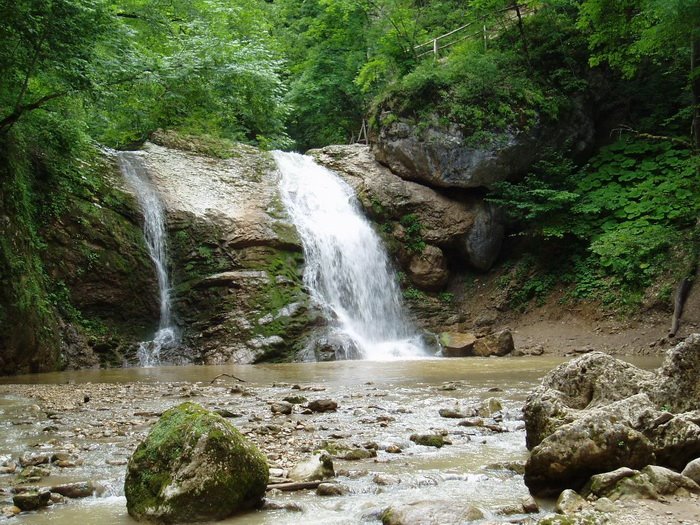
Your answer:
399,214 -> 426,254
491,138 -> 699,310
402,287 -> 425,300
489,152 -> 580,239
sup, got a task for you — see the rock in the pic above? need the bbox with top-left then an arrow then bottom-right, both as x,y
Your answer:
310,144 -> 504,277
407,245 -> 449,291
652,333 -> 700,412
523,342 -> 700,496
524,408 -> 656,496
385,445 -> 402,454
283,395 -> 307,405
582,467 -> 639,498
50,481 -> 104,499
19,453 -> 50,467
288,453 -> 334,482
307,399 -> 338,413
410,434 -> 446,448
459,417 -> 484,427
641,465 -> 700,495
681,458 -> 700,484
473,330 -> 514,357
1,506 -> 21,518
18,466 -> 50,479
270,402 -> 293,415
478,397 -> 503,417
371,109 -> 594,190
380,500 -> 484,525
316,482 -> 347,496
523,351 -> 657,449
555,489 -> 589,514
439,332 -> 477,357
262,500 -> 303,512
521,495 -> 539,513
373,474 -> 401,486
341,448 -> 377,461
438,408 -> 468,419
124,402 -> 268,522
583,465 -> 700,502
13,489 -> 51,511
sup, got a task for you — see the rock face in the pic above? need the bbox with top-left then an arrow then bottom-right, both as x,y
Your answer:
523,336 -> 700,496
125,402 -> 268,523
142,134 -> 316,364
0,147 -> 158,374
310,144 -> 504,287
371,111 -> 594,190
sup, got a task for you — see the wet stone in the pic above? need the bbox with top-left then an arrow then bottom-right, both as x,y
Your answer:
439,408 -> 468,419
270,402 -> 293,415
410,434 -> 447,448
13,489 -> 51,511
307,399 -> 338,412
341,448 -> 377,460
316,482 -> 348,496
50,481 -> 105,499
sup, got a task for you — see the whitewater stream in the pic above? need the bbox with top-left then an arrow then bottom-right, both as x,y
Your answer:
0,357 -> 662,524
275,152 -> 426,360
118,152 -> 176,366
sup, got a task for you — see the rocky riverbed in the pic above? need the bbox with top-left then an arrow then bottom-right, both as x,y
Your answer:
0,357 -> 697,525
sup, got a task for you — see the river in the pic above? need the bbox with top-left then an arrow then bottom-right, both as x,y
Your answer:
0,356 -> 662,524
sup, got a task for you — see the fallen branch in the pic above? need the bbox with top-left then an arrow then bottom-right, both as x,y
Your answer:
209,373 -> 246,384
266,481 -> 322,492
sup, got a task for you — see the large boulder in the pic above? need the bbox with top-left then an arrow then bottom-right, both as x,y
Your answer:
523,337 -> 700,496
371,111 -> 594,190
524,405 -> 656,496
407,245 -> 449,291
124,402 -> 268,523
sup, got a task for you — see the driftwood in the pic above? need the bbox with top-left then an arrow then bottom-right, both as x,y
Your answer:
209,373 -> 246,384
266,481 -> 322,492
670,277 -> 693,337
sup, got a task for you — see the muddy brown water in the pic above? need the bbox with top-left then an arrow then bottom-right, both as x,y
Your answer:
0,356 -> 662,524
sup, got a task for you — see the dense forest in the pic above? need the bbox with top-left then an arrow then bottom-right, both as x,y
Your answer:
1,0 -> 699,370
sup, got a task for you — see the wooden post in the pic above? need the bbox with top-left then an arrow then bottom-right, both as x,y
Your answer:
433,38 -> 438,59
483,25 -> 487,51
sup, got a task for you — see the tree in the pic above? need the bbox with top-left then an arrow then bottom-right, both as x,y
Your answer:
0,0 -> 113,134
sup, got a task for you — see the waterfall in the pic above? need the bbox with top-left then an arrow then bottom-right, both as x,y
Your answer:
275,151 -> 426,360
117,152 -> 176,366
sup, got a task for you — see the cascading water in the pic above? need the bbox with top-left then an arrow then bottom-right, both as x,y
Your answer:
275,151 -> 426,360
117,152 -> 176,366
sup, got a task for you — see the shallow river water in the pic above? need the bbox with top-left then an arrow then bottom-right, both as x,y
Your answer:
0,356 -> 662,525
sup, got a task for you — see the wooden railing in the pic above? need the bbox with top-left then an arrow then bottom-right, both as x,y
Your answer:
413,3 -> 529,59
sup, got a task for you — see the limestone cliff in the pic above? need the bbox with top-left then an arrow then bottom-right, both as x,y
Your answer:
141,135 -> 315,364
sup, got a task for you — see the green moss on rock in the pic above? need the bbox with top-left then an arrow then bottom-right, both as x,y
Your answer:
125,402 -> 269,523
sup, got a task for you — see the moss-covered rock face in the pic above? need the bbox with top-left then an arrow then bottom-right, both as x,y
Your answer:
0,135 -> 159,374
125,402 -> 269,523
139,141 -> 317,364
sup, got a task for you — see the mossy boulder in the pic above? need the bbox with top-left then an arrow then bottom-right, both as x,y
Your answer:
125,402 -> 268,523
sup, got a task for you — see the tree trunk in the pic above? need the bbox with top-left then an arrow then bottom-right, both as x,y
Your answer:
692,28 -> 700,150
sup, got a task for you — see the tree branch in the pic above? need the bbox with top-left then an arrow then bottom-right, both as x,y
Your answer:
611,125 -> 693,149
